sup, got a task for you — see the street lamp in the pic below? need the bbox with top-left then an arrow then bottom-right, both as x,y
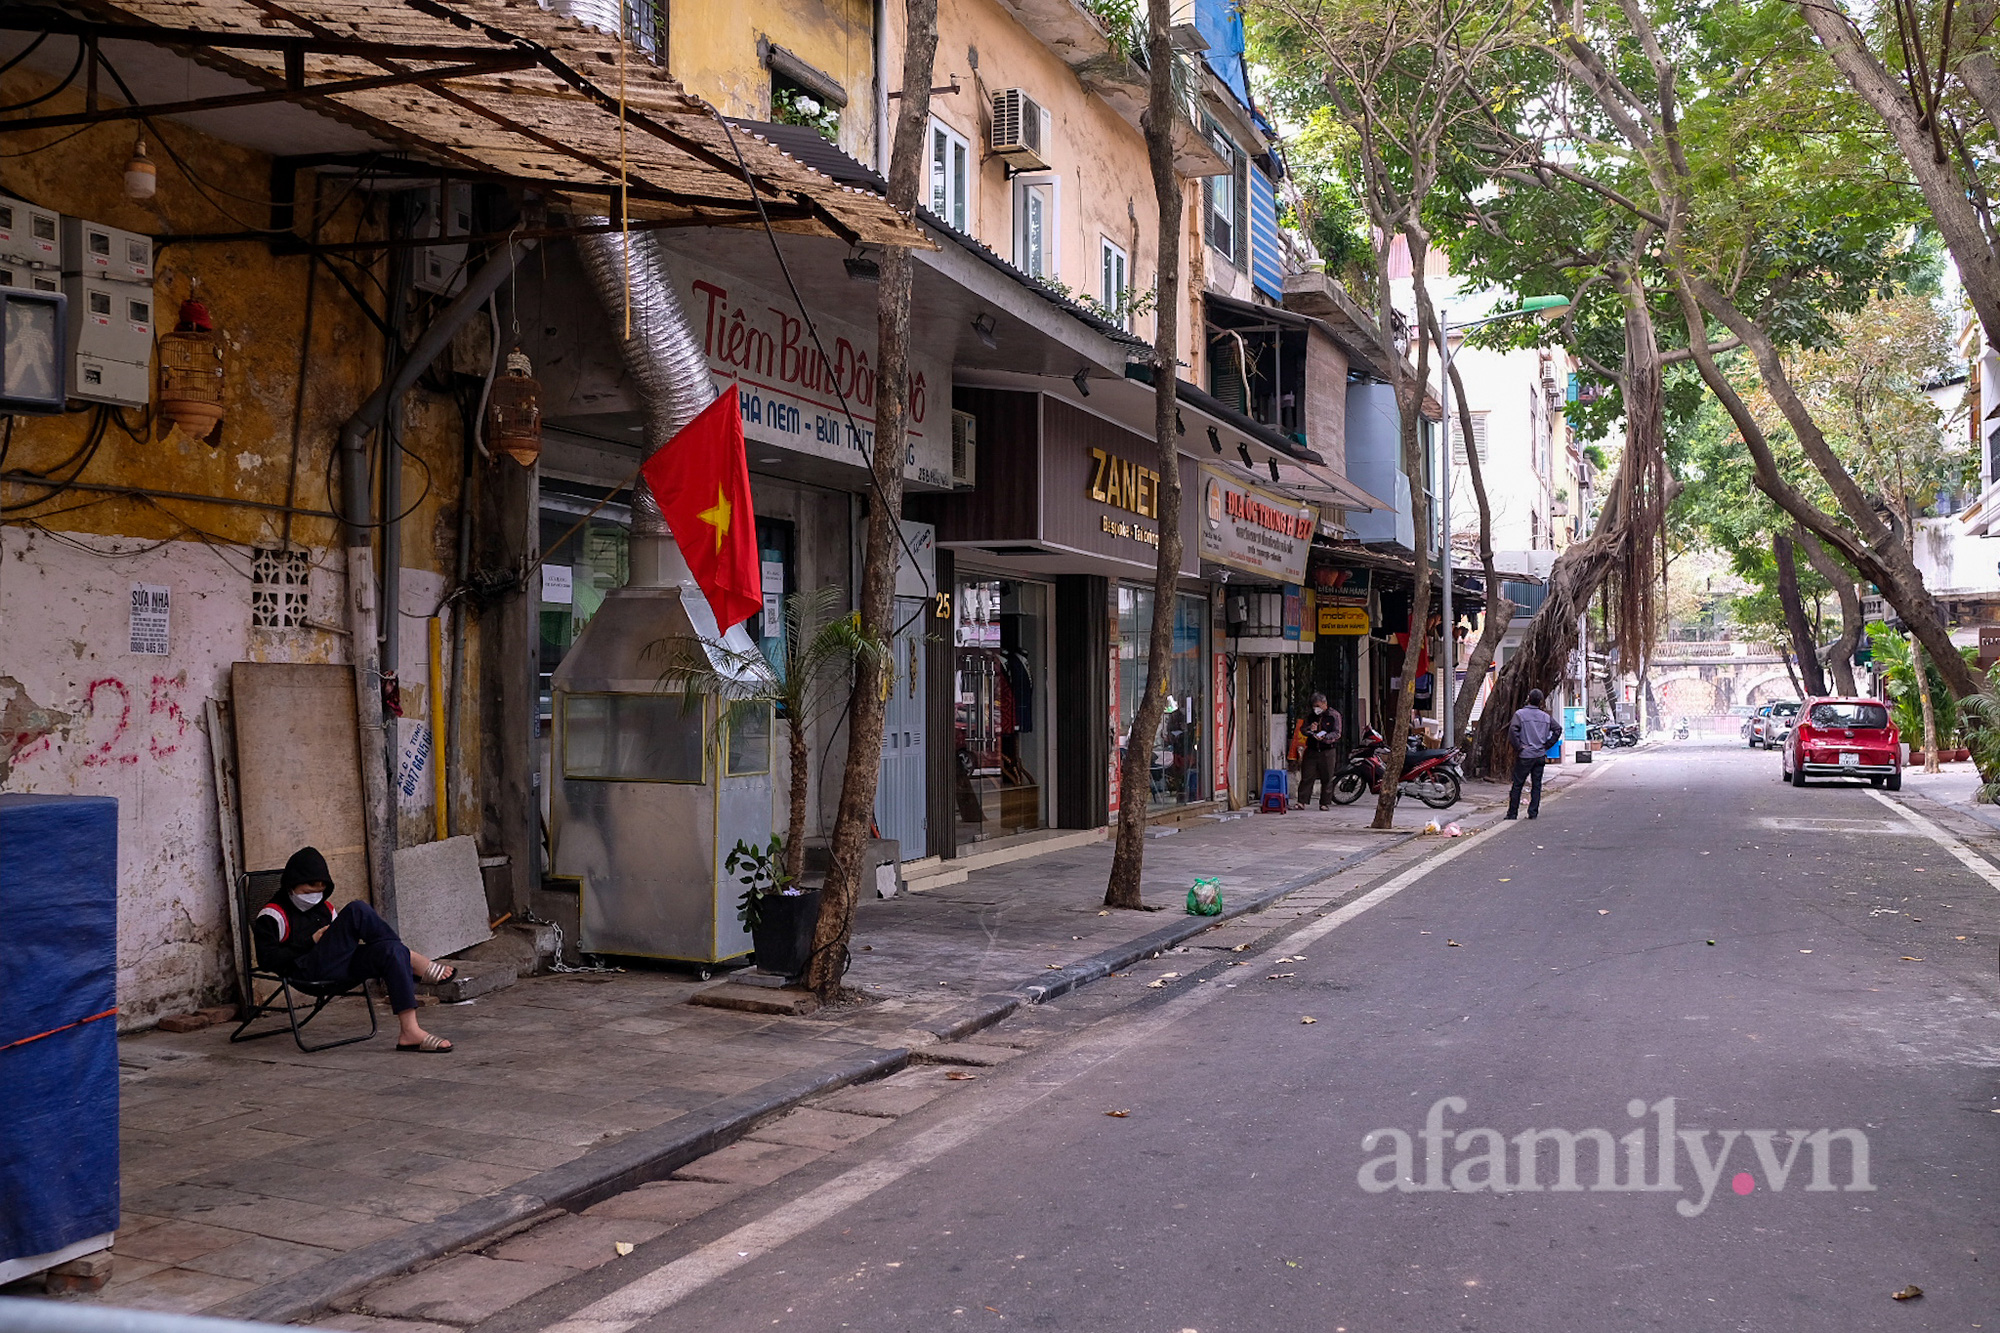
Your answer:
1437,294 -> 1569,740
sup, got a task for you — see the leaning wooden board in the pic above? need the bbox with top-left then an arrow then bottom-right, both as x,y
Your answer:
229,662 -> 371,907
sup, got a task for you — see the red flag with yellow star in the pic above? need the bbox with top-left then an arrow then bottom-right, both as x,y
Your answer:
640,385 -> 761,629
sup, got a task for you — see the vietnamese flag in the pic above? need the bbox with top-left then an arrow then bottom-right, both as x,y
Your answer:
639,385 -> 762,630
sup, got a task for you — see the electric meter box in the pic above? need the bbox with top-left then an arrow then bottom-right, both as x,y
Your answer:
0,263 -> 60,292
0,199 -> 61,272
62,218 -> 153,284
412,183 -> 472,296
63,273 -> 154,407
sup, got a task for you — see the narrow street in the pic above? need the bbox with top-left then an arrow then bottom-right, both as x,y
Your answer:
323,745 -> 2000,1332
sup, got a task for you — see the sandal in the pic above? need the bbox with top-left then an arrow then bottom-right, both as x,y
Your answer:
420,960 -> 457,984
397,1033 -> 453,1053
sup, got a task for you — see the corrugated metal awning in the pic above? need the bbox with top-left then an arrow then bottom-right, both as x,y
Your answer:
18,0 -> 924,247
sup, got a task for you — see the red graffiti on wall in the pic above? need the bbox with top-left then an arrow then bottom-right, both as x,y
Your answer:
147,673 -> 189,759
80,677 -> 137,767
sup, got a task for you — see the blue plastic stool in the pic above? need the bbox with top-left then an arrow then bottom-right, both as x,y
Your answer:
1260,768 -> 1290,813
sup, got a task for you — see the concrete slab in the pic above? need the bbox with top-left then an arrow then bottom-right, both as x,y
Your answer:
179,1236 -> 344,1285
813,1081 -> 948,1119
112,1219 -> 250,1265
92,1264 -> 258,1313
485,1214 -> 666,1270
582,1181 -> 748,1224
313,1314 -> 462,1333
670,1139 -> 827,1188
689,983 -> 820,1016
356,1254 -> 570,1325
910,1042 -> 1021,1067
744,1106 -> 892,1151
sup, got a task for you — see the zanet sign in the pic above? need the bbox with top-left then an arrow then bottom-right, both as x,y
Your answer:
1199,466 -> 1316,583
674,266 -> 952,489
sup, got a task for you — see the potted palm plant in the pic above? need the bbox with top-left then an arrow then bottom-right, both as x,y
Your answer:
652,585 -> 888,905
726,834 -> 821,979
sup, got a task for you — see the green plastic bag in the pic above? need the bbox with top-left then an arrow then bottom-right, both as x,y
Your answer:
1186,876 -> 1223,916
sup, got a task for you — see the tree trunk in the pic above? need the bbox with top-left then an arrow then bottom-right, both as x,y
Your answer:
1370,263 -> 1436,830
1794,527 -> 1861,694
801,0 -> 938,998
785,717 -> 809,885
1438,333 -> 1512,744
1774,530 -> 1827,695
1673,276 -> 1985,703
1105,0 -> 1186,910
1915,638 -> 1942,772
1794,1 -> 2000,344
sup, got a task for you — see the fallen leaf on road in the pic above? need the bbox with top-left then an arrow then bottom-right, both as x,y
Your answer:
1499,878 -> 1511,882
1891,1285 -> 1923,1301
1447,940 -> 1461,947
1707,940 -> 1717,946
1046,964 -> 1063,969
1105,1109 -> 1130,1117
1956,935 -> 1968,940
1800,949 -> 1813,954
1147,979 -> 1169,988
1300,1016 -> 1317,1024
1598,910 -> 1609,915
613,1242 -> 634,1256
1097,910 -> 1109,916
1285,1259 -> 1301,1268
1231,943 -> 1251,952
1901,956 -> 1924,962
946,1071 -> 978,1081
1229,960 -> 1249,966
1266,973 -> 1296,979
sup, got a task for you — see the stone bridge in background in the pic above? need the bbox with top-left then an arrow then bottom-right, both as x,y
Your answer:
1648,641 -> 1797,717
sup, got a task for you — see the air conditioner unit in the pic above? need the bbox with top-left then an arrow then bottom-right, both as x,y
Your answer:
951,410 -> 977,488
990,89 -> 1050,170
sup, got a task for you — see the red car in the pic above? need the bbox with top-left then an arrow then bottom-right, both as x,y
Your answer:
1781,696 -> 1902,790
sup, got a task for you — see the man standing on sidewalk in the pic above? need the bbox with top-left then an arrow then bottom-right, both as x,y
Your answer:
1507,689 -> 1558,820
1295,693 -> 1343,809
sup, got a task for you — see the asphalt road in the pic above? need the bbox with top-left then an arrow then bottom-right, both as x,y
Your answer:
504,742 -> 2000,1332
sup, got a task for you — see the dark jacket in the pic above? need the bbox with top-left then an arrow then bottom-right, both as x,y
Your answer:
252,847 -> 336,973
1303,707 -> 1343,751
1510,706 -> 1559,758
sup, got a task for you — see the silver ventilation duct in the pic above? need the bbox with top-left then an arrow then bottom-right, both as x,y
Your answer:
573,220 -> 717,547
540,0 -> 624,38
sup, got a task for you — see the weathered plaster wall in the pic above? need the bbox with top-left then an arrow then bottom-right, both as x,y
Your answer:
0,67 -> 471,1024
0,526 -> 346,1026
670,0 -> 878,164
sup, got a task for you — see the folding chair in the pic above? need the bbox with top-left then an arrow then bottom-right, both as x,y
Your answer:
228,869 -> 377,1052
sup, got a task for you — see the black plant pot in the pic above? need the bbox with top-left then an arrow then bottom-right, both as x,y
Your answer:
751,889 -> 823,981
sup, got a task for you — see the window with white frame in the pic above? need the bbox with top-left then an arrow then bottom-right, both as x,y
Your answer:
928,119 -> 970,233
1100,237 -> 1129,327
1013,176 -> 1058,281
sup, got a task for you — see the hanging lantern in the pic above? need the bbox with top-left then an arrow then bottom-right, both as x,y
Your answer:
157,298 -> 224,442
488,348 -> 543,467
124,137 -> 156,201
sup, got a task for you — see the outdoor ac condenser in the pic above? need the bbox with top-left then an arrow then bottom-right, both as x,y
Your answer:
991,89 -> 1050,170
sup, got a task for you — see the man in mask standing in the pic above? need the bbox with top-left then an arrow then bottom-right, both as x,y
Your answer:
1507,688 -> 1559,820
1294,692 -> 1344,809
252,846 -> 457,1052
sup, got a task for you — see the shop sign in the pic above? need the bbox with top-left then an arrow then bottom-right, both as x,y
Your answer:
1318,604 -> 1370,636
1283,584 -> 1304,642
1198,467 -> 1316,583
667,256 -> 952,488
1980,625 -> 2000,660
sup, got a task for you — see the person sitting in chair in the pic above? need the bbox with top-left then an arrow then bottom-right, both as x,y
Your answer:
252,847 -> 457,1053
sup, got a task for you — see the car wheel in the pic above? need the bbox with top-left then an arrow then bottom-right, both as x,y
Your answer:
1790,763 -> 1805,788
1870,776 -> 1884,789
1886,773 -> 1902,792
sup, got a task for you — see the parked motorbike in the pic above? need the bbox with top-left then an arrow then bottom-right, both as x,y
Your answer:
1328,727 -> 1463,808
1673,720 -> 1690,740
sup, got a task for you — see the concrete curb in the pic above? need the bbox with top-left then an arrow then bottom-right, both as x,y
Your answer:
1016,828 -> 1423,1005
207,818 -> 1484,1324
211,1047 -> 905,1325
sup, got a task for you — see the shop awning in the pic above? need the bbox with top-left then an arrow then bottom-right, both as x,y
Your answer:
4,2 -> 924,247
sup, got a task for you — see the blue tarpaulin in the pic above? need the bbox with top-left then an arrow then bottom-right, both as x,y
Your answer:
0,794 -> 119,1266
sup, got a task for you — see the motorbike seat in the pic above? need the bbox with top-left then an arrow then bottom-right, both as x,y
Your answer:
1406,748 -> 1451,762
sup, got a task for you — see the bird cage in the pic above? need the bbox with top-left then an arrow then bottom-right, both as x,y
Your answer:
157,299 -> 224,441
488,349 -> 543,466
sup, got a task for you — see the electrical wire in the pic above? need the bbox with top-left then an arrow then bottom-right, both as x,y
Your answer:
0,33 -> 48,81
1,406 -> 112,513
0,38 -> 83,114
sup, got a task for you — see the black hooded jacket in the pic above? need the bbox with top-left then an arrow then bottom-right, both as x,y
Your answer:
252,847 -> 336,974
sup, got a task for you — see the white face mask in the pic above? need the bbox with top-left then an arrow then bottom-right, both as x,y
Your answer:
291,889 -> 326,909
